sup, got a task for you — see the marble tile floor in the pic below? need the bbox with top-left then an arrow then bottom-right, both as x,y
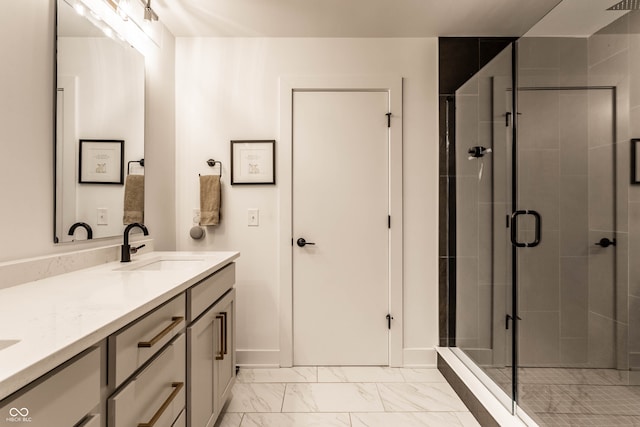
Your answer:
484,367 -> 640,426
214,366 -> 481,427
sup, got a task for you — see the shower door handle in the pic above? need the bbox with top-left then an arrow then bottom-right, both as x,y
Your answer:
510,210 -> 541,248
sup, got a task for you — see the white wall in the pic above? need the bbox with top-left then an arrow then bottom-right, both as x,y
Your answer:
175,38 -> 439,364
144,24 -> 177,250
0,0 -> 175,262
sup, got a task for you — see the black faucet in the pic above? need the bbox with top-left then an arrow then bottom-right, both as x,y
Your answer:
68,222 -> 93,240
121,223 -> 149,262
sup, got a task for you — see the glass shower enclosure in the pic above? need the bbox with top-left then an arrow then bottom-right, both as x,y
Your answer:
451,1 -> 639,424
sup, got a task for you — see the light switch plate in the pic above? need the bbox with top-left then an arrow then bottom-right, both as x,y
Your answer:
97,208 -> 108,225
248,209 -> 259,226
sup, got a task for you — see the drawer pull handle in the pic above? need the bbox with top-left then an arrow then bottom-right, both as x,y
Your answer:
138,382 -> 184,427
215,314 -> 225,360
138,316 -> 184,348
221,311 -> 228,355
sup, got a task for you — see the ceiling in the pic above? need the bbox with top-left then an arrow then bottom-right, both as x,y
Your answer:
524,0 -> 627,37
152,0 -> 564,38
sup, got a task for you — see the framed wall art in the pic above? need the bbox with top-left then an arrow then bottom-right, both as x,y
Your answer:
79,139 -> 124,184
230,140 -> 276,185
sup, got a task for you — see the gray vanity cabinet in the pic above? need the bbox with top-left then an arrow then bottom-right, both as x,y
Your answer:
187,264 -> 236,427
0,347 -> 100,427
107,294 -> 187,427
213,290 -> 235,410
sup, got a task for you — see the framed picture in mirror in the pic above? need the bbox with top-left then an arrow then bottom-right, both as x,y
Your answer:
79,139 -> 124,184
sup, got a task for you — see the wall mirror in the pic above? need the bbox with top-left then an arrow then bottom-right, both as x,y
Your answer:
55,0 -> 145,243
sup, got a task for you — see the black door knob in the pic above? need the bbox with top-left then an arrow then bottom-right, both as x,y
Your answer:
595,238 -> 616,248
296,238 -> 316,247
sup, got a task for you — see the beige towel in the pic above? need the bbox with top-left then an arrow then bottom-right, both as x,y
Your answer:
200,175 -> 221,226
123,175 -> 144,224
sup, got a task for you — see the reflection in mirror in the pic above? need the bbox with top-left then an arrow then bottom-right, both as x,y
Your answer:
55,0 -> 145,243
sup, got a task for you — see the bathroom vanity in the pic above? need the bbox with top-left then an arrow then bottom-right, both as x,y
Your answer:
0,251 -> 239,427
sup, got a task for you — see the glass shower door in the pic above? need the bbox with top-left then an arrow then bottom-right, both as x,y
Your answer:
454,44 -> 516,410
513,83 -> 617,423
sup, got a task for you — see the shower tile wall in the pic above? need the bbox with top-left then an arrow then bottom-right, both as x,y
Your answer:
438,38 -> 516,349
517,36 -> 621,368
587,10 -> 640,373
518,10 -> 640,371
455,49 -> 512,366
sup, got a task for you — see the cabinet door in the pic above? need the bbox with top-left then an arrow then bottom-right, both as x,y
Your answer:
187,307 -> 218,427
214,289 -> 236,412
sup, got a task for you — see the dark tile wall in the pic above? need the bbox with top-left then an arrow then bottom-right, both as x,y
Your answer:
438,38 -> 516,347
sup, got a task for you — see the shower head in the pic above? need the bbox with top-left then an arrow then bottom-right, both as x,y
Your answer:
607,0 -> 640,10
468,146 -> 492,159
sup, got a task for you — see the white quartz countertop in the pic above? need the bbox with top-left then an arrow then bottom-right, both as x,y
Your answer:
0,251 -> 239,401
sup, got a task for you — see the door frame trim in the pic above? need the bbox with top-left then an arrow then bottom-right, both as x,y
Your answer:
278,75 -> 404,367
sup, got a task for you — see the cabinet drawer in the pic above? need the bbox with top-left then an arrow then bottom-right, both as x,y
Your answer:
188,263 -> 235,321
0,347 -> 100,427
172,409 -> 186,427
78,414 -> 101,427
109,294 -> 185,388
108,333 -> 186,427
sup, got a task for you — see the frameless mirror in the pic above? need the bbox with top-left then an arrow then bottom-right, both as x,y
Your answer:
55,0 -> 145,243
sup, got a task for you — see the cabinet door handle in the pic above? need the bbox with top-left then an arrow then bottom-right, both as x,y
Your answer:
215,314 -> 225,360
138,316 -> 184,348
221,311 -> 228,355
138,382 -> 184,427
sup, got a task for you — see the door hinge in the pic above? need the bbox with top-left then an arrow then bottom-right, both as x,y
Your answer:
505,112 -> 511,127
386,313 -> 394,329
386,112 -> 392,128
388,215 -> 391,229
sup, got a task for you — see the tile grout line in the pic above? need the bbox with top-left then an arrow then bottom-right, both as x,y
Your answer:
280,382 -> 288,413
373,382 -> 389,413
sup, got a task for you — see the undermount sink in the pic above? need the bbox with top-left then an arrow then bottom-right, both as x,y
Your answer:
0,340 -> 20,351
116,257 -> 205,272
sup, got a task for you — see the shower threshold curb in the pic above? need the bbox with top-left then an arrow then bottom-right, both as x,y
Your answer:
436,347 -> 536,426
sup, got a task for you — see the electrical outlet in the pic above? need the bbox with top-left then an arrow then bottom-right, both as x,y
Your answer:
97,208 -> 108,225
248,209 -> 259,226
192,208 -> 201,225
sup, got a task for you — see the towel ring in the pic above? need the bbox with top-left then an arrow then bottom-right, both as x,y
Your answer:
128,159 -> 144,175
206,159 -> 222,177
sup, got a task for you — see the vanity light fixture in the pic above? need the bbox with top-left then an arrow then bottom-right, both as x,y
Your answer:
64,0 -> 160,52
143,0 -> 158,21
116,0 -> 130,21
73,3 -> 86,15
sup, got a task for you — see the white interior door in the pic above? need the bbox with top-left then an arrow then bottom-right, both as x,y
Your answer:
292,90 -> 390,366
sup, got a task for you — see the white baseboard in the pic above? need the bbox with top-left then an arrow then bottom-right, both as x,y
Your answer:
403,347 -> 437,367
237,348 -> 439,368
236,349 -> 280,368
